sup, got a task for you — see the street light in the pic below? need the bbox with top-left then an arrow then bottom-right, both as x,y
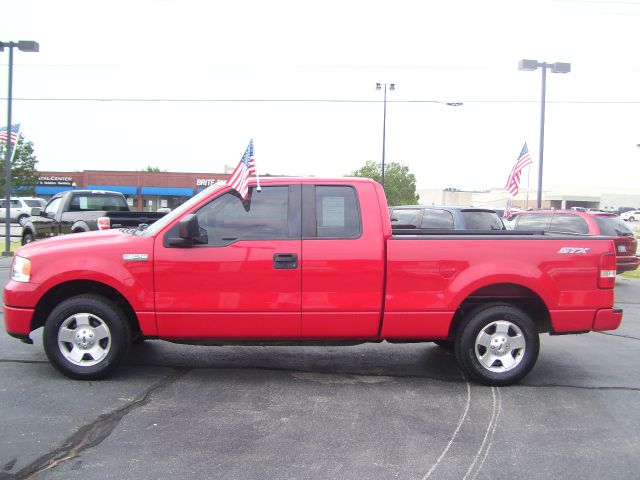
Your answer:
518,59 -> 570,208
376,82 -> 395,188
0,40 -> 39,257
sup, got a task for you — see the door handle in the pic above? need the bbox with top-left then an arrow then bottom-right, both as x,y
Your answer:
273,253 -> 298,269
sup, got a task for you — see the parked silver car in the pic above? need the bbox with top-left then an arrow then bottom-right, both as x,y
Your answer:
0,197 -> 47,225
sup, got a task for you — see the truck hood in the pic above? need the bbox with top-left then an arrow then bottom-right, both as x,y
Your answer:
16,229 -> 150,258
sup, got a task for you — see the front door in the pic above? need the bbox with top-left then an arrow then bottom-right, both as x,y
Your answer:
154,184 -> 302,339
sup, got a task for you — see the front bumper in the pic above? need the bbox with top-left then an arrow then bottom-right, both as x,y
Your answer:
4,304 -> 35,337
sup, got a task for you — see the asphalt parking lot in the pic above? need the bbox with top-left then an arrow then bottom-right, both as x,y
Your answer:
0,258 -> 639,480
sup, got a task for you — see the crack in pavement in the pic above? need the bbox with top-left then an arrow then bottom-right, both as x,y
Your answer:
1,368 -> 190,480
596,331 -> 640,341
519,383 -> 640,392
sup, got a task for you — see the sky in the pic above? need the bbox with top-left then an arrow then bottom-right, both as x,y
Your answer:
1,0 -> 639,191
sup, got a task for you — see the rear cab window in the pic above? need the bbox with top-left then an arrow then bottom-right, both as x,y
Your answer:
390,208 -> 421,228
513,213 -> 553,231
593,215 -> 634,236
420,209 -> 454,229
460,210 -> 504,230
549,214 -> 589,234
69,194 -> 129,212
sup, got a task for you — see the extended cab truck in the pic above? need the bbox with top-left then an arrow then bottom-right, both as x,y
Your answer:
20,190 -> 166,245
4,178 -> 622,386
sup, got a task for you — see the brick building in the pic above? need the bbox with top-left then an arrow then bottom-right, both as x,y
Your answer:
36,170 -> 230,211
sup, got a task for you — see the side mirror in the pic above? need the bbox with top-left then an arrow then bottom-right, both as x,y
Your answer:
179,214 -> 200,239
169,214 -> 208,247
30,207 -> 42,216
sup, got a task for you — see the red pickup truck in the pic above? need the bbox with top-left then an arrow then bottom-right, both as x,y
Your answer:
3,178 -> 622,386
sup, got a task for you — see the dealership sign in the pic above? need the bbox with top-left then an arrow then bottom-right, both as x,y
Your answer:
196,178 -> 223,187
38,176 -> 75,186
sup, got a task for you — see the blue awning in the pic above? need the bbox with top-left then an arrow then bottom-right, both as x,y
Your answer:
87,185 -> 138,195
35,186 -> 75,195
141,186 -> 194,197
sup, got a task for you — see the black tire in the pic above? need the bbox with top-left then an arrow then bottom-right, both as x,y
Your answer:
17,215 -> 29,226
43,294 -> 131,380
630,216 -> 635,222
454,304 -> 539,386
22,231 -> 35,245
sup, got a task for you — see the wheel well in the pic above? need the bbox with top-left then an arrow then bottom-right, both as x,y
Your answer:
31,280 -> 141,335
447,283 -> 551,339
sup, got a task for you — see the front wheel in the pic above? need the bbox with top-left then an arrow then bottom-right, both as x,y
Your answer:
629,216 -> 636,222
22,231 -> 35,245
43,295 -> 131,380
454,304 -> 539,386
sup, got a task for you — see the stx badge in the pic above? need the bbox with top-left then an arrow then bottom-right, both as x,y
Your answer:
557,247 -> 590,254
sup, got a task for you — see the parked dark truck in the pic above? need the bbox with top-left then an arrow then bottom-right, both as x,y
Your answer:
4,178 -> 622,386
20,190 -> 167,245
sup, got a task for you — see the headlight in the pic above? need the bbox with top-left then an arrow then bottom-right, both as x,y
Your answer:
11,256 -> 31,283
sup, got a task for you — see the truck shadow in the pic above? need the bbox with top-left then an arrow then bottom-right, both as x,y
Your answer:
124,340 -> 462,384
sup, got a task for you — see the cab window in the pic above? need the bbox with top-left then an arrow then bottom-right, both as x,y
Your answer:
314,186 -> 361,238
193,186 -> 290,246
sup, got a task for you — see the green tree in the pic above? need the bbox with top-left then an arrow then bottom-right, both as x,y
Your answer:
141,166 -> 165,173
350,161 -> 419,206
0,136 -> 39,197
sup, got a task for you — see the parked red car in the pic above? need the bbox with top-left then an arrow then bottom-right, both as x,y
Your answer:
511,209 -> 639,273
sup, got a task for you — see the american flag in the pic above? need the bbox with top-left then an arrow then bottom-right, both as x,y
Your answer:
505,142 -> 533,196
227,139 -> 256,199
0,124 -> 21,146
504,203 -> 513,220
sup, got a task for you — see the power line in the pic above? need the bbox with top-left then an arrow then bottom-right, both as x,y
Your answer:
4,63 -> 640,73
2,97 -> 640,104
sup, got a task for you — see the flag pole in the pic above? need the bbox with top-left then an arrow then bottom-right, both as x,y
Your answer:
526,163 -> 530,209
8,124 -> 22,164
253,140 -> 261,192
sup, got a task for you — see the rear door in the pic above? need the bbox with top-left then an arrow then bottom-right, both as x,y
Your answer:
301,183 -> 385,338
154,184 -> 302,339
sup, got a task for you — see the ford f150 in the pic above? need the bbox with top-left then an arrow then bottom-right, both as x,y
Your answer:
3,178 -> 622,386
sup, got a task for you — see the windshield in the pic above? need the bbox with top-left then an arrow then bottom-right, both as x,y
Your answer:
139,184 -> 225,237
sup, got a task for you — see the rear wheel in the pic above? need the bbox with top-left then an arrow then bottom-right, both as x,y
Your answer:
629,216 -> 636,222
43,295 -> 131,380
454,304 -> 539,386
18,215 -> 29,226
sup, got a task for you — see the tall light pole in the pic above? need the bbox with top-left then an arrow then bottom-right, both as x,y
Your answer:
518,59 -> 570,209
376,82 -> 395,188
0,40 -> 39,257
